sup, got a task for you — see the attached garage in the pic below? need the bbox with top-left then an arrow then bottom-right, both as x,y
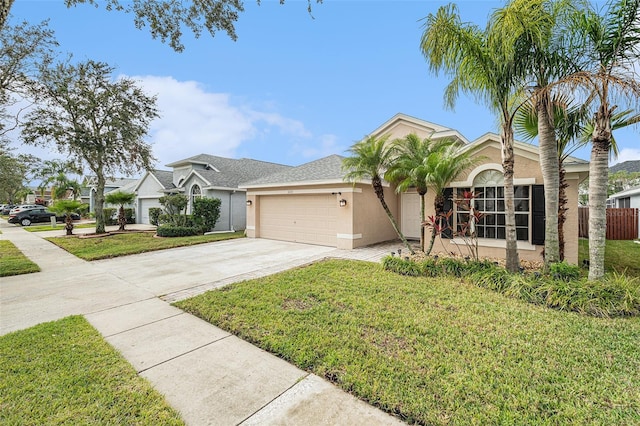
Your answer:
138,198 -> 162,225
259,194 -> 337,246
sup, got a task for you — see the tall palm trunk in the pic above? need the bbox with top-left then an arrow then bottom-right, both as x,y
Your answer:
588,105 -> 611,281
558,162 -> 568,261
372,176 -> 414,255
501,122 -> 520,272
537,93 -> 560,264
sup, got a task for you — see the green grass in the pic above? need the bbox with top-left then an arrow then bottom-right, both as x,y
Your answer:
24,223 -> 97,232
176,259 -> 640,425
0,240 -> 40,276
579,238 -> 640,278
47,231 -> 245,260
0,316 -> 184,425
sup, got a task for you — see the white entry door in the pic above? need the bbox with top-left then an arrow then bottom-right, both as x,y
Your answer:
401,192 -> 421,240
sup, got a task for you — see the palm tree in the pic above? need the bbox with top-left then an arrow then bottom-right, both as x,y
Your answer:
385,134 -> 452,252
105,191 -> 135,231
424,144 -> 482,255
515,96 -> 589,260
421,4 -> 525,272
35,159 -> 81,202
49,199 -> 82,235
565,0 -> 640,280
493,0 -> 579,264
342,134 -> 415,254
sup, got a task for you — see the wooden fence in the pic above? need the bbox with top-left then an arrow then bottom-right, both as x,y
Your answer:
578,207 -> 639,240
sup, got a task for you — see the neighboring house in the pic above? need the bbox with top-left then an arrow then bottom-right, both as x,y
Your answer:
242,113 -> 590,264
135,155 -> 291,231
607,186 -> 640,239
81,177 -> 140,213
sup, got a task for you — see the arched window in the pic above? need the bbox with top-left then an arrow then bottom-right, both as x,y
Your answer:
455,169 -> 530,241
190,184 -> 202,212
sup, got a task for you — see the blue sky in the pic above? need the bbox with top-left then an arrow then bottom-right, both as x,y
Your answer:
8,0 -> 639,173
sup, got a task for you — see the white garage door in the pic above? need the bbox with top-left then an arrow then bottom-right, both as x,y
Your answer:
259,194 -> 337,246
139,198 -> 162,225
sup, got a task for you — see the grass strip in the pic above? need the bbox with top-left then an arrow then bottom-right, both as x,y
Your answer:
578,238 -> 640,278
47,231 -> 245,260
176,259 -> 640,425
0,316 -> 184,425
0,240 -> 40,276
24,223 -> 97,232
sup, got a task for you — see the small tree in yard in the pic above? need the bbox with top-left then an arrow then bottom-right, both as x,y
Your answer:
49,199 -> 82,235
21,60 -> 158,235
192,197 -> 221,232
159,194 -> 188,225
105,191 -> 135,231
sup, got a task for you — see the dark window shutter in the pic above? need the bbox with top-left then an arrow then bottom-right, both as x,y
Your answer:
531,185 -> 545,245
442,188 -> 454,239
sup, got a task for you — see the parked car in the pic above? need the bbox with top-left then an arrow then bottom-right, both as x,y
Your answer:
8,208 -> 57,226
1,204 -> 15,215
9,204 -> 42,215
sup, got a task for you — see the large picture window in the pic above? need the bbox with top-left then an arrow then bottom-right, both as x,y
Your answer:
454,170 -> 530,242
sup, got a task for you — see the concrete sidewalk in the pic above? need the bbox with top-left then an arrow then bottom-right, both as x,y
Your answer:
0,221 -> 405,425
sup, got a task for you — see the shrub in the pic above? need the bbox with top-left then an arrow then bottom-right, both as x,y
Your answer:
438,257 -> 466,277
103,208 -> 117,225
156,224 -> 200,237
124,208 -> 135,224
548,261 -> 582,281
78,203 -> 90,218
382,256 -> 425,277
149,207 -> 161,226
469,266 -> 513,293
192,197 -> 221,232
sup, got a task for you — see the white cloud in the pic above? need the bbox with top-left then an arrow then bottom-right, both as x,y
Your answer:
131,75 -> 324,168
131,76 -> 255,168
612,148 -> 640,165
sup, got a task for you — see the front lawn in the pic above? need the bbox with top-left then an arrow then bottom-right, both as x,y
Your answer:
0,316 -> 184,425
579,238 -> 640,278
47,231 -> 244,260
0,240 -> 40,276
176,259 -> 640,425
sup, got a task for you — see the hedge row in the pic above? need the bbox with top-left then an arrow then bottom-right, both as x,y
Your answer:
382,255 -> 640,318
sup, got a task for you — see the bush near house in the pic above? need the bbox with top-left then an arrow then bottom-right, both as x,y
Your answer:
149,207 -> 161,226
382,255 -> 640,318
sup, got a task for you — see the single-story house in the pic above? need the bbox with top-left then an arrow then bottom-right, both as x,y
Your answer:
134,154 -> 291,231
242,113 -> 590,264
81,177 -> 139,213
607,186 -> 640,209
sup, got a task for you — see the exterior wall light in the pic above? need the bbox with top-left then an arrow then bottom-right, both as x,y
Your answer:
339,199 -> 347,207
246,200 -> 252,206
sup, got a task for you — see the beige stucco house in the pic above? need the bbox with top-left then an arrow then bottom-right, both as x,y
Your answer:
242,113 -> 589,264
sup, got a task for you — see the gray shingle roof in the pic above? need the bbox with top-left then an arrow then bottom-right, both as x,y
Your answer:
168,154 -> 292,189
610,160 -> 640,174
150,169 -> 175,190
241,155 -> 346,186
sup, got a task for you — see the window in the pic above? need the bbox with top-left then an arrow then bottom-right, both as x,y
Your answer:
619,197 -> 631,208
454,170 -> 531,242
190,184 -> 202,211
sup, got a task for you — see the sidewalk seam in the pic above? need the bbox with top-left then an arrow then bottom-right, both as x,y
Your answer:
136,334 -> 233,374
236,372 -> 311,426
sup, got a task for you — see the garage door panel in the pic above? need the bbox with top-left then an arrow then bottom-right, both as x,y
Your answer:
259,195 -> 337,246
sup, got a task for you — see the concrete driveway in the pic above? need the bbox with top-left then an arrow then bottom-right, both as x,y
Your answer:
96,237 -> 336,296
0,222 -> 404,425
